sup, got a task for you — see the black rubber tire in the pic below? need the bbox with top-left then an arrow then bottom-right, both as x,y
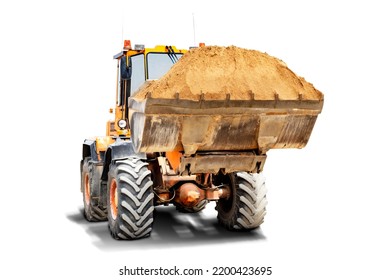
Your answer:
81,158 -> 108,222
216,172 -> 267,231
107,157 -> 154,240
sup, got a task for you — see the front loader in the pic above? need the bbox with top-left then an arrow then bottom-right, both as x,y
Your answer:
80,40 -> 323,240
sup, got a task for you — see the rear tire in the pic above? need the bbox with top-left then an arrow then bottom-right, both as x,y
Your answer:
81,158 -> 107,222
216,172 -> 267,231
107,157 -> 154,240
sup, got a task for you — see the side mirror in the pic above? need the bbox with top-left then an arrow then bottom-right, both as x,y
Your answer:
120,56 -> 132,80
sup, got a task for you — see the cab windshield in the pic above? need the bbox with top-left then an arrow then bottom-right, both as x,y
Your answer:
147,52 -> 183,80
129,52 -> 183,95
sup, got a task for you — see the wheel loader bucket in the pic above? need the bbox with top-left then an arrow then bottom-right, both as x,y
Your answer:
127,45 -> 323,174
129,96 -> 323,156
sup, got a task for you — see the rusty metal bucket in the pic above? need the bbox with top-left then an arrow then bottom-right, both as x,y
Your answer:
129,95 -> 323,173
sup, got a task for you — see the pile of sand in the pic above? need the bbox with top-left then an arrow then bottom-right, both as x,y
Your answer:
133,46 -> 323,101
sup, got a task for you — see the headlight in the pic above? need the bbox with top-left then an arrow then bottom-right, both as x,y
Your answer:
118,119 -> 127,129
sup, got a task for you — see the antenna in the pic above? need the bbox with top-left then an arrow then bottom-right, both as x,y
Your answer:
192,13 -> 196,46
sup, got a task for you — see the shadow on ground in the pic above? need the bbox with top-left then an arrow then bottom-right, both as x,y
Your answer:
66,204 -> 266,251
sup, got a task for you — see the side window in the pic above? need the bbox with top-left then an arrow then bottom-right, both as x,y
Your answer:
116,60 -> 121,105
117,56 -> 130,106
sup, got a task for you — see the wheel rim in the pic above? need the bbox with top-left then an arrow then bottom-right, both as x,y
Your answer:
110,179 -> 118,220
84,173 -> 91,206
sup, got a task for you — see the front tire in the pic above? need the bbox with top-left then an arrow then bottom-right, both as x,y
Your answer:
107,157 -> 154,240
216,172 -> 267,231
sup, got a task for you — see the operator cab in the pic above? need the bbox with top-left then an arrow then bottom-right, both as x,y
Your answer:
109,40 -> 187,136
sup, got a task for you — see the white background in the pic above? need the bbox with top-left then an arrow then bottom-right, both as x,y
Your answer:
1,0 -> 389,279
